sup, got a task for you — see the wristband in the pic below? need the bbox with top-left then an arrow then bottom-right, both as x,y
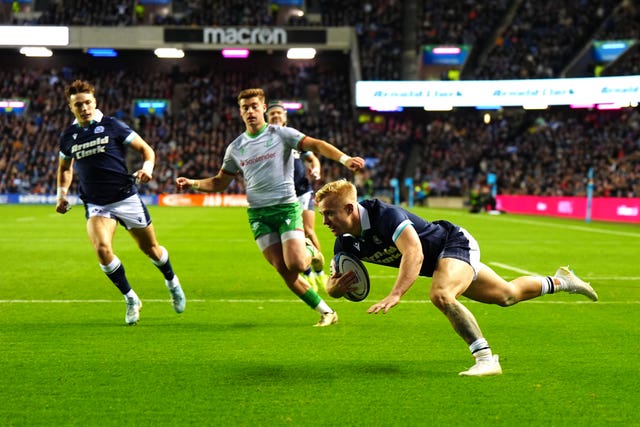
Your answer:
339,154 -> 350,165
142,160 -> 154,175
56,187 -> 68,199
191,179 -> 200,190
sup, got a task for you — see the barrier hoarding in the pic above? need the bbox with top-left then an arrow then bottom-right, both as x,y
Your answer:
496,195 -> 639,223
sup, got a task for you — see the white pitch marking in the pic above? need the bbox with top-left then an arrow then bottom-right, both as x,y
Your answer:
488,262 -> 539,276
0,299 -> 637,305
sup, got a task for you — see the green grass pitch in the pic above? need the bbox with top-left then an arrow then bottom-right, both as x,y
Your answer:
0,204 -> 638,426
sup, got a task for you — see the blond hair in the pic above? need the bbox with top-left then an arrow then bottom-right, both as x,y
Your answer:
237,88 -> 266,105
315,179 -> 357,204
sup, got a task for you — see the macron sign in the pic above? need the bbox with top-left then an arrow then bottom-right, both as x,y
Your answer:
203,27 -> 286,45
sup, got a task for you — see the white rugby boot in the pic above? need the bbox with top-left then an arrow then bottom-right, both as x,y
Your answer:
125,295 -> 142,325
459,355 -> 502,377
166,275 -> 186,313
555,266 -> 598,301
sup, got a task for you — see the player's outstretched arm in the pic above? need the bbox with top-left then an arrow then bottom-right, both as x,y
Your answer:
300,136 -> 365,172
368,227 -> 423,314
176,171 -> 234,193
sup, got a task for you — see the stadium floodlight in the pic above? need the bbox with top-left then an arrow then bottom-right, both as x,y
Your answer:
87,48 -> 118,57
596,103 -> 623,110
522,104 -> 548,110
432,46 -> 461,54
222,48 -> 250,58
287,48 -> 316,59
0,26 -> 68,46
424,104 -> 453,111
154,48 -> 184,58
570,104 -> 595,109
19,47 -> 53,57
370,105 -> 403,112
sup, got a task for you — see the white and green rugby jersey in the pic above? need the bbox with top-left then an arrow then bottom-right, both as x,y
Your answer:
222,124 -> 306,208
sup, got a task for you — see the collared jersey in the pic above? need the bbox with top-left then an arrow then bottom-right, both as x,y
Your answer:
334,199 -> 461,277
222,124 -> 305,208
59,110 -> 138,205
293,150 -> 313,197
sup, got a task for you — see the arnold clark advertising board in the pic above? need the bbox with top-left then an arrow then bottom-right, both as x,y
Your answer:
356,75 -> 640,109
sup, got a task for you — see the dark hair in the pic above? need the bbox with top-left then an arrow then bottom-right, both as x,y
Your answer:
65,80 -> 95,100
266,101 -> 285,113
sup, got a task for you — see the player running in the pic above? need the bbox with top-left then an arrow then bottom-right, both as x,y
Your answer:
56,80 -> 185,325
177,88 -> 364,327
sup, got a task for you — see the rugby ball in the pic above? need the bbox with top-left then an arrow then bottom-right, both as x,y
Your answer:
330,252 -> 370,302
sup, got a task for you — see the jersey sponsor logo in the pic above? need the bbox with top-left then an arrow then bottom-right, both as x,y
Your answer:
361,246 -> 402,265
240,151 -> 277,167
70,136 -> 109,159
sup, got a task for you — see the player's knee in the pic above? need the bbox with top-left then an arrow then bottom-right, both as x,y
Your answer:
95,244 -> 112,260
496,292 -> 518,307
285,258 -> 307,274
429,290 -> 456,311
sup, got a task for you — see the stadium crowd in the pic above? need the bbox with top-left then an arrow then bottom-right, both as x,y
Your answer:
0,0 -> 638,199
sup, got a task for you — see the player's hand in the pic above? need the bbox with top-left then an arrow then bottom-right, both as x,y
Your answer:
176,177 -> 193,192
134,169 -> 152,184
326,270 -> 359,298
308,166 -> 321,181
367,294 -> 401,315
55,198 -> 71,214
345,156 -> 365,172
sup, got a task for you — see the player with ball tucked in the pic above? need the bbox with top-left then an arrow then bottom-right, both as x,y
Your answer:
315,179 -> 598,376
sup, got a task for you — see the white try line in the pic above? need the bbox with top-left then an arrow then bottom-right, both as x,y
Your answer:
0,298 -> 637,305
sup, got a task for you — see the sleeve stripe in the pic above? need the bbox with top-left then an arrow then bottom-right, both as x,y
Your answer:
392,219 -> 413,242
124,131 -> 138,145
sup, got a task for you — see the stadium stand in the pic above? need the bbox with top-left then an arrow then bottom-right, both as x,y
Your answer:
0,0 -> 638,200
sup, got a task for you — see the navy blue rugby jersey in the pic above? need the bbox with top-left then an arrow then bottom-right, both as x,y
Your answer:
59,110 -> 138,205
334,199 -> 462,277
293,151 -> 313,197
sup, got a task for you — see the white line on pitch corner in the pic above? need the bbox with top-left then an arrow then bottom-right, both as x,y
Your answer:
0,299 -> 207,303
488,262 -> 539,276
0,298 -> 637,305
